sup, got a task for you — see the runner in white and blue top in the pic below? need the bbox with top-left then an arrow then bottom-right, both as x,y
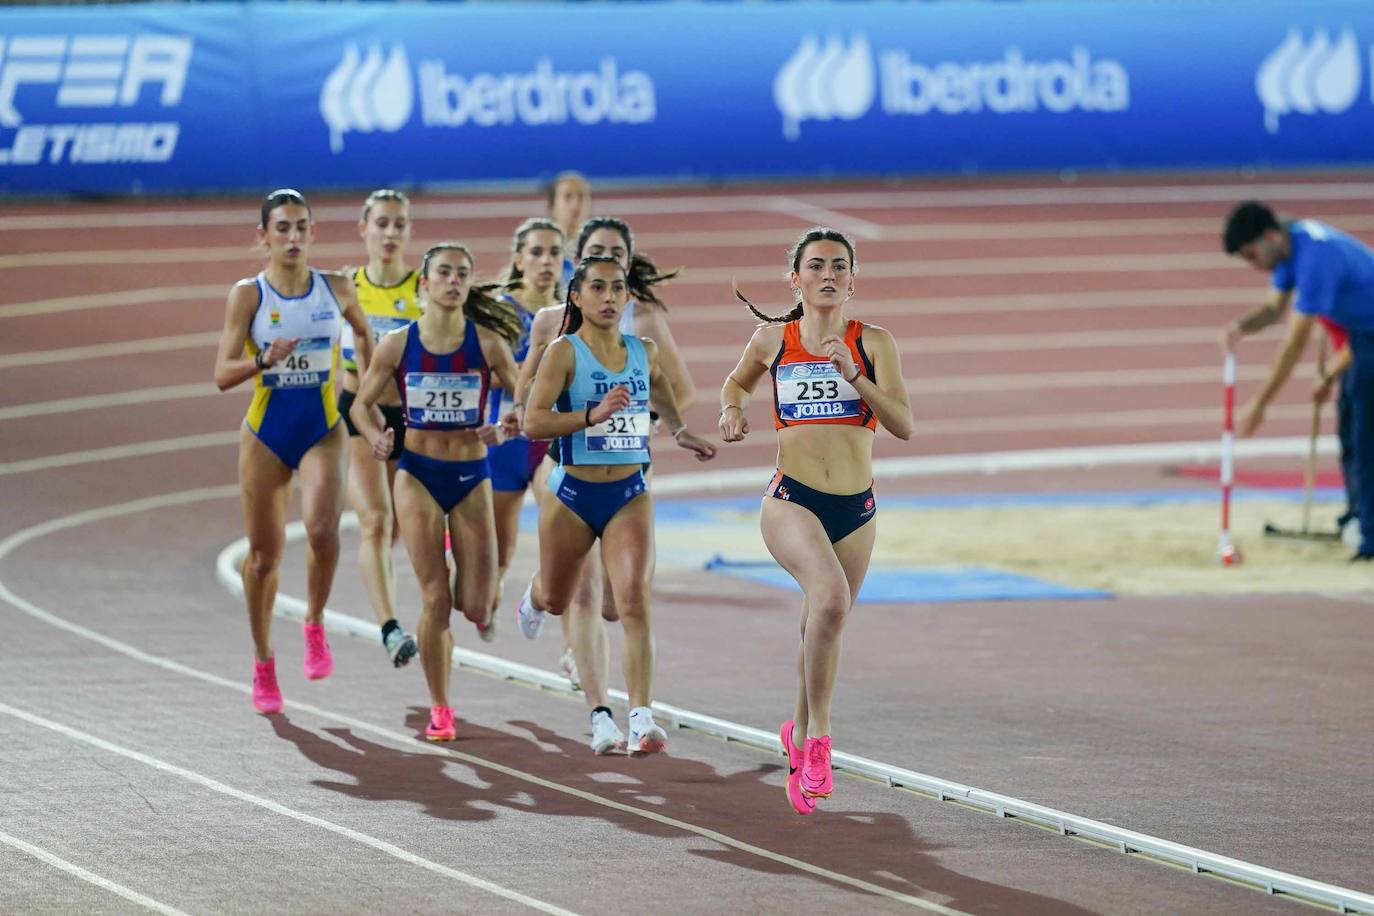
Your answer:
1222,200 -> 1374,557
517,256 -> 716,756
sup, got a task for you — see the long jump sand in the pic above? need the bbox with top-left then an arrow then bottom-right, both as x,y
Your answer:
657,495 -> 1370,597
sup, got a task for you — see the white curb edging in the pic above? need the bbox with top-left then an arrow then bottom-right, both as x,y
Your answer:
216,510 -> 1373,915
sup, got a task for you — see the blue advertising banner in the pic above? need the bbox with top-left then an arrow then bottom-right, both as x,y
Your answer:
2,1 -> 1373,195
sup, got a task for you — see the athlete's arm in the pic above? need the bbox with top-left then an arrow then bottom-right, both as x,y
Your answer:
214,280 -> 293,391
514,307 -> 565,407
1221,288 -> 1292,352
1239,309 -> 1316,436
350,330 -> 406,459
477,326 -> 521,403
330,273 -> 373,376
477,326 -> 522,442
718,326 -> 777,442
635,304 -> 696,409
644,339 -> 715,461
524,338 -> 629,440
830,326 -> 912,440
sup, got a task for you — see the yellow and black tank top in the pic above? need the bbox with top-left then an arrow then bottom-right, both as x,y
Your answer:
340,266 -> 422,372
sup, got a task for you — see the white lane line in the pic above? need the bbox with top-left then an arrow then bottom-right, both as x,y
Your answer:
0,366 -> 1272,427
0,396 -> 1325,477
0,829 -> 190,916
0,432 -> 238,477
706,404 -> 1327,461
0,704 -> 577,916
232,507 -> 1374,914
795,182 -> 1374,210
0,489 -> 964,914
0,281 -> 1260,328
681,252 -> 1231,285
766,196 -> 887,239
2,181 -> 1371,231
680,327 -> 1217,362
0,384 -> 217,422
5,216 -> 1372,279
0,333 -> 220,370
0,285 -> 223,319
915,364 -> 1272,394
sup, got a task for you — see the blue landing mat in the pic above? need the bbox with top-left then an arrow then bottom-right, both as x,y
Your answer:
704,557 -> 1111,603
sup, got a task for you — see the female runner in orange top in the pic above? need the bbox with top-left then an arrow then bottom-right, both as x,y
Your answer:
718,227 -> 912,815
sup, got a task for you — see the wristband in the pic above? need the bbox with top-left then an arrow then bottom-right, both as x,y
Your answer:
584,405 -> 593,428
720,405 -> 742,415
844,367 -> 861,384
671,425 -> 687,440
254,350 -> 266,370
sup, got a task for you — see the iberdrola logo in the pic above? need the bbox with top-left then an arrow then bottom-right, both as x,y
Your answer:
270,309 -> 281,327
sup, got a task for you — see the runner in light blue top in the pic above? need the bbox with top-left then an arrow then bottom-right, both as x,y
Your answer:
517,255 -> 716,756
1222,200 -> 1374,558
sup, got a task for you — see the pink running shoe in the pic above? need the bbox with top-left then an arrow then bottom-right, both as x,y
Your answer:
302,623 -> 334,680
780,720 -> 815,816
425,705 -> 456,741
800,735 -> 833,799
252,658 -> 283,714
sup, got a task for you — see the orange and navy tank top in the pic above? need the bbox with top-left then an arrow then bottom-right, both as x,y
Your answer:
393,321 -> 490,431
770,319 -> 876,430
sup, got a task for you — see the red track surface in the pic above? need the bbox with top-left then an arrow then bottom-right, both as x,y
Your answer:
2,173 -> 1372,915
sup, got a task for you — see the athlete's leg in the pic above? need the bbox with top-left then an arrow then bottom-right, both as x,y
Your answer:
238,428 -> 292,662
532,492 -> 597,614
393,471 -> 452,708
567,551 -> 610,708
600,493 -> 656,709
451,482 -> 498,631
347,434 -> 400,626
295,425 -> 347,626
490,487 -> 525,620
761,497 -> 874,740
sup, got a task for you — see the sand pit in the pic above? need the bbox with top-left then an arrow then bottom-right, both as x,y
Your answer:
657,495 -> 1370,597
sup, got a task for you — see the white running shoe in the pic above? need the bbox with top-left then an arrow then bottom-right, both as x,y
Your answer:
589,709 -> 624,755
516,581 -> 545,640
559,647 -> 581,690
626,707 -> 667,756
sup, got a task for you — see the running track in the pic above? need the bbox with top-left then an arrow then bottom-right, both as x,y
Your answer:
1,174 -> 1372,915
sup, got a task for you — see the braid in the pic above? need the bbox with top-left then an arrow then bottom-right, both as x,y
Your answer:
735,226 -> 858,324
733,280 -> 803,324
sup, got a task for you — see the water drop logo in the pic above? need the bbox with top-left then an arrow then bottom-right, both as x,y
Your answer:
1255,28 -> 1360,134
320,43 -> 415,153
774,35 -> 876,140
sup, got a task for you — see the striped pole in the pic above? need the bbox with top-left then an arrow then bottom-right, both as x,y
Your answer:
1217,352 -> 1242,565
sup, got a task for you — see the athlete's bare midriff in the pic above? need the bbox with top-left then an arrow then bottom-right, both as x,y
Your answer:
776,423 -> 874,494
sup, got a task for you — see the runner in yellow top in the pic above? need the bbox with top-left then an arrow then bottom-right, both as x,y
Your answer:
336,190 -> 424,668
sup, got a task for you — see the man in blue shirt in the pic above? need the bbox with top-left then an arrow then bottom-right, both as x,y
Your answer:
1221,200 -> 1374,559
